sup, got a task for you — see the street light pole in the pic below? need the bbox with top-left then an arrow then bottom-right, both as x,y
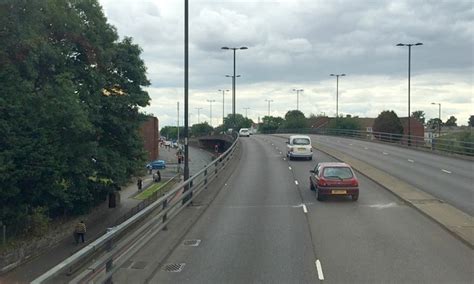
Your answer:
183,0 -> 189,184
397,42 -> 423,146
221,46 -> 248,129
431,102 -> 441,136
218,89 -> 230,126
292,89 -> 303,111
265,99 -> 273,116
243,107 -> 250,118
195,107 -> 202,124
330,74 -> 345,117
207,99 -> 215,126
177,102 -> 180,144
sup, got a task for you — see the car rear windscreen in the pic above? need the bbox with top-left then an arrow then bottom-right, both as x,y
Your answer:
323,167 -> 353,179
293,138 -> 310,145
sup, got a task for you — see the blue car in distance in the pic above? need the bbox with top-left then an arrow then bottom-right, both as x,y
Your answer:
146,160 -> 166,170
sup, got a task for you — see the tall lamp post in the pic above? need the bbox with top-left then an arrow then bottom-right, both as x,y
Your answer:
243,107 -> 250,118
183,0 -> 189,185
265,99 -> 273,116
292,89 -> 303,111
218,89 -> 229,126
330,74 -> 345,117
207,99 -> 216,126
397,42 -> 423,146
195,107 -> 202,124
431,102 -> 441,136
221,46 -> 248,129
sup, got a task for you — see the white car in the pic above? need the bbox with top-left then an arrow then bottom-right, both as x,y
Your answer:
286,135 -> 313,160
239,128 -> 250,137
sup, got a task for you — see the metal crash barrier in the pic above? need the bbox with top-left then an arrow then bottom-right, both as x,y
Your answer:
32,135 -> 239,284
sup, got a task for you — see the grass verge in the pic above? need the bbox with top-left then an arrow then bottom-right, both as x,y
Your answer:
134,182 -> 166,200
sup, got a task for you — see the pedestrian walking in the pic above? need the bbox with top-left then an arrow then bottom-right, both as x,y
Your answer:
74,220 -> 86,244
137,178 -> 143,191
153,170 -> 161,182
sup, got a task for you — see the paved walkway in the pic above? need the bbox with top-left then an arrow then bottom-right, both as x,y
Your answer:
0,146 -> 212,283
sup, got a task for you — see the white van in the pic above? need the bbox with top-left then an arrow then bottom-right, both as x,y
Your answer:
286,135 -> 313,160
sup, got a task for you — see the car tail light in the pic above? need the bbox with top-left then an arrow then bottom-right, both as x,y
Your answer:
318,178 -> 327,187
350,179 -> 358,187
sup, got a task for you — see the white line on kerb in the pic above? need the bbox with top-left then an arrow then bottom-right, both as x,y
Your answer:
302,204 -> 308,213
315,260 -> 324,280
441,169 -> 452,174
408,159 -> 414,163
294,180 -> 299,185
289,166 -> 292,170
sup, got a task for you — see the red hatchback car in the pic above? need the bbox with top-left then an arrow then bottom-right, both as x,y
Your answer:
309,162 -> 359,201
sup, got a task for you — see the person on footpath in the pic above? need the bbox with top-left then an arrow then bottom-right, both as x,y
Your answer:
74,220 -> 86,244
137,177 -> 143,191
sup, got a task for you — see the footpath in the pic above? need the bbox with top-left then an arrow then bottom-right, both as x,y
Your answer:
0,145 -> 212,284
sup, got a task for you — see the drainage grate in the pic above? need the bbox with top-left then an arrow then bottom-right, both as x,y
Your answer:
163,263 -> 185,272
183,239 -> 201,247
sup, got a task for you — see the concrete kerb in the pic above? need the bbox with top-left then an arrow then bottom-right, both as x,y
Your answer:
272,134 -> 474,249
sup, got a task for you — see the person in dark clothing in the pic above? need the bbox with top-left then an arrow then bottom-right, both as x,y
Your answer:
74,220 -> 86,244
137,178 -> 143,191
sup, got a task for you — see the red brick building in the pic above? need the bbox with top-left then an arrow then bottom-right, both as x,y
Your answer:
139,116 -> 159,161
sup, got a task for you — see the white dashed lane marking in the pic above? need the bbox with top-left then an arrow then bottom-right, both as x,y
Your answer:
315,260 -> 324,280
302,204 -> 308,213
441,169 -> 452,174
383,152 -> 389,155
408,159 -> 414,163
289,166 -> 292,170
294,180 -> 299,185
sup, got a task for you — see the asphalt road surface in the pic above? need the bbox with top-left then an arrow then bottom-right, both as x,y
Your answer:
298,134 -> 474,215
120,135 -> 472,283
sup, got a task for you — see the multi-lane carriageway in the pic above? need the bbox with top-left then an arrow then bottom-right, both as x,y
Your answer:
114,134 -> 473,283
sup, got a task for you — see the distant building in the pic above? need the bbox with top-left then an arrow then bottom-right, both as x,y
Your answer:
140,116 -> 159,161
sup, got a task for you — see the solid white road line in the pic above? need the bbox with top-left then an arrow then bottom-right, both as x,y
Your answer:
441,169 -> 452,174
408,159 -> 414,163
302,204 -> 308,213
315,260 -> 324,280
294,180 -> 299,185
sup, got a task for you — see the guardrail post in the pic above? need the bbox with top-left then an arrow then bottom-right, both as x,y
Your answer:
162,198 -> 168,231
204,168 -> 208,186
215,159 -> 219,175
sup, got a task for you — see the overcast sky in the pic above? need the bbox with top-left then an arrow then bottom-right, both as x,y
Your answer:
99,0 -> 473,127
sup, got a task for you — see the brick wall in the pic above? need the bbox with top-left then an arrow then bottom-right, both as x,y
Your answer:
140,116 -> 159,161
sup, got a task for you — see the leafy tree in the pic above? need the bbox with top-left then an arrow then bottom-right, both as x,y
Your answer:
328,117 -> 361,131
283,110 -> 307,129
191,122 -> 213,137
412,110 -> 426,124
222,113 -> 253,132
0,0 -> 150,233
373,111 -> 404,141
160,126 -> 184,140
469,115 -> 474,127
259,116 -> 284,133
445,116 -> 457,127
427,118 -> 443,130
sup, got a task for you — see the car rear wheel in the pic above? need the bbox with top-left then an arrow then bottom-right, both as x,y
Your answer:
352,194 -> 359,201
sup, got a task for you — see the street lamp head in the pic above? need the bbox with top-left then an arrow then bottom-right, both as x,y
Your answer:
396,43 -> 405,46
225,75 -> 232,77
221,47 -> 230,50
240,46 -> 248,50
330,74 -> 335,76
236,75 -> 241,77
415,42 -> 423,46
340,74 -> 346,77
